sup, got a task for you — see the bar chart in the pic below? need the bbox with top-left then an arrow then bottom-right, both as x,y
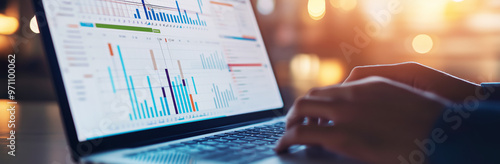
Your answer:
134,0 -> 207,26
211,83 -> 237,109
200,51 -> 229,71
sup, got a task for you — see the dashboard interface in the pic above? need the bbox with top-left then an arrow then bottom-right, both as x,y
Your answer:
42,0 -> 283,141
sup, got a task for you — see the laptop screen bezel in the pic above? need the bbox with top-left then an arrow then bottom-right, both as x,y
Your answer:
33,0 -> 285,160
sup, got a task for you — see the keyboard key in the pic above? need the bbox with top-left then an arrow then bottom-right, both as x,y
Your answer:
241,144 -> 256,148
223,137 -> 238,140
231,140 -> 247,144
201,141 -> 219,146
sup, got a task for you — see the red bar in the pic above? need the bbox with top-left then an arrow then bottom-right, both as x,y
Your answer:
108,43 -> 114,56
210,1 -> 233,7
189,94 -> 196,112
228,63 -> 262,67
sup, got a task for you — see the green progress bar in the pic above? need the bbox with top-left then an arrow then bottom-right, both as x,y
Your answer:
95,23 -> 160,33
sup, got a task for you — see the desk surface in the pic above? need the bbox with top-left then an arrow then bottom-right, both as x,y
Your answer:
0,102 -> 72,164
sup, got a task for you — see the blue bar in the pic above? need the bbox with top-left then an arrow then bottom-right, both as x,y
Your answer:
176,1 -> 183,23
134,14 -> 137,19
142,0 -> 149,20
129,114 -> 133,120
107,67 -> 116,93
141,103 -> 146,119
129,76 -> 139,120
191,77 -> 198,94
216,85 -> 223,108
223,92 -> 229,107
195,102 -> 199,111
156,14 -> 159,21
164,97 -> 170,115
172,81 -> 184,113
182,81 -> 193,112
150,107 -> 154,118
221,36 -> 257,41
184,10 -> 189,24
200,55 -> 206,69
117,46 -> 137,121
229,84 -> 235,100
152,9 -> 156,20
147,76 -> 159,117
197,0 -> 203,14
136,9 -> 141,19
174,16 -> 178,23
80,22 -> 94,27
148,11 -> 152,20
213,84 -> 220,108
144,100 -> 150,118
167,14 -> 171,22
160,13 -> 164,21
214,97 -> 218,109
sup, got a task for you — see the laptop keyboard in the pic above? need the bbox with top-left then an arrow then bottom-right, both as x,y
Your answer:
127,122 -> 287,163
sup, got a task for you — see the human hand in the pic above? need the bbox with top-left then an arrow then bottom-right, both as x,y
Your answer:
345,62 -> 480,102
275,77 -> 450,164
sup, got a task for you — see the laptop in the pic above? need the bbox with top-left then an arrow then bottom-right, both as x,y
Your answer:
34,0 -> 357,163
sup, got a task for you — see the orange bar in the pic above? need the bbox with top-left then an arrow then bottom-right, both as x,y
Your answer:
242,35 -> 256,40
150,50 -> 158,70
108,43 -> 114,56
189,94 -> 196,112
210,1 -> 233,7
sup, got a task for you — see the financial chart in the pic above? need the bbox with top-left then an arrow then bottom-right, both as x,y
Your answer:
42,0 -> 283,141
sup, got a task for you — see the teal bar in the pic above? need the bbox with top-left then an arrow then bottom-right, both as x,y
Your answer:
107,67 -> 116,93
176,77 -> 188,113
144,100 -> 150,118
164,97 -> 171,115
141,103 -> 146,119
172,81 -> 184,114
182,81 -> 193,112
160,97 -> 165,117
147,76 -> 159,117
117,46 -> 137,120
130,76 -> 141,119
192,77 -> 198,94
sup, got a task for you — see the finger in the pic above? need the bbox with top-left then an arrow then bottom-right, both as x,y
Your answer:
344,62 -> 418,85
306,85 -> 352,100
286,98 -> 346,129
275,125 -> 337,153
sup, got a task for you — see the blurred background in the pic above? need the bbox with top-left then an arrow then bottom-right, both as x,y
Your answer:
1,0 -> 500,107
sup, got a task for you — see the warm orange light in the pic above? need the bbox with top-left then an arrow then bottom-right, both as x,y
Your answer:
290,54 -> 320,95
0,14 -> 19,35
412,34 -> 434,54
338,0 -> 357,11
308,0 -> 326,20
318,59 -> 344,86
0,100 -> 17,137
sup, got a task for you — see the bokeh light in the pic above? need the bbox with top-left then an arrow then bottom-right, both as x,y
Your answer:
308,0 -> 326,20
412,34 -> 434,54
318,59 -> 344,86
30,15 -> 40,34
0,14 -> 19,35
339,0 -> 357,11
257,0 -> 275,15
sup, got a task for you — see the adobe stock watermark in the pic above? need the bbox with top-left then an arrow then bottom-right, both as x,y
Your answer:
6,54 -> 17,157
397,86 -> 496,164
339,0 -> 403,63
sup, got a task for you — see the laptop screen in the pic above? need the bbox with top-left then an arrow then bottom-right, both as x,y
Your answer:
41,0 -> 283,141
